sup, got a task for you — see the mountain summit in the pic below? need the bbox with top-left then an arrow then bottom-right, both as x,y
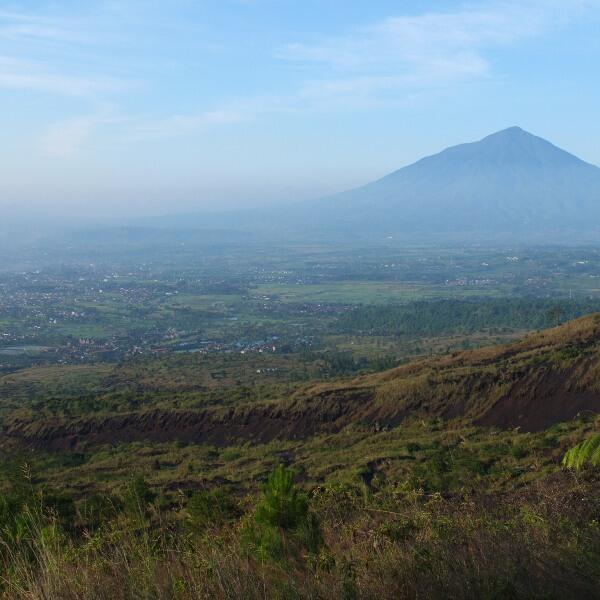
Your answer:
302,127 -> 600,234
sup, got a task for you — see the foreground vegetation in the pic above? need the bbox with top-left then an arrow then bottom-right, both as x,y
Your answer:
0,455 -> 599,600
1,407 -> 600,599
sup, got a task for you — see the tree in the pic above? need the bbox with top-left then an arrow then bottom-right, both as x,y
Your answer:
255,465 -> 308,529
242,465 -> 322,561
547,305 -> 565,327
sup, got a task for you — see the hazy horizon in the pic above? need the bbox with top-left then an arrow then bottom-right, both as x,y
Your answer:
2,0 -> 600,221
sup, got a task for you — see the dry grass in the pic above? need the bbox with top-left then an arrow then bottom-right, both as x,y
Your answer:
1,471 -> 599,600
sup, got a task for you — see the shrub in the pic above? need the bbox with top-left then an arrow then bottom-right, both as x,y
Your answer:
186,487 -> 240,530
122,474 -> 154,520
409,447 -> 453,493
563,434 -> 600,470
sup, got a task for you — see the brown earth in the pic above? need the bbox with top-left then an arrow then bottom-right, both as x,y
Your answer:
4,314 -> 600,450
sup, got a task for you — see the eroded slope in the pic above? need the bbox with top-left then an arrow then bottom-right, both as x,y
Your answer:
4,314 -> 600,449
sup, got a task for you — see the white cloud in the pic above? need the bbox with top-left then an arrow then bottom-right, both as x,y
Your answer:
0,7 -> 129,97
0,10 -> 88,43
14,0 -> 600,158
38,108 -> 244,157
0,56 -> 127,96
119,109 -> 244,143
278,0 -> 598,103
39,115 -> 99,158
39,112 -> 123,158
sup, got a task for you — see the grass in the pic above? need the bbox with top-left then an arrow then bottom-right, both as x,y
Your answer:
5,413 -> 597,506
0,463 -> 599,599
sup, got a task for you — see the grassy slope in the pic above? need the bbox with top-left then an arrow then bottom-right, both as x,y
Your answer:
4,314 -> 600,454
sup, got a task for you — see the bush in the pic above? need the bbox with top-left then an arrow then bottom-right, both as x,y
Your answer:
186,487 -> 240,530
122,474 -> 154,521
409,447 -> 453,493
563,434 -> 600,470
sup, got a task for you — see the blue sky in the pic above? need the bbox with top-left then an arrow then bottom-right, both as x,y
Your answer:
2,0 -> 600,219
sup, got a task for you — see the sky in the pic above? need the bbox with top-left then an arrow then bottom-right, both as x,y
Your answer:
2,0 -> 600,220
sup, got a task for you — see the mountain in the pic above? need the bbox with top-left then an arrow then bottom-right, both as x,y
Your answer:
136,127 -> 600,238
6,313 -> 600,450
295,126 -> 600,234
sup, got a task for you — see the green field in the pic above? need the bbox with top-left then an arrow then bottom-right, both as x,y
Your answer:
251,281 -> 506,304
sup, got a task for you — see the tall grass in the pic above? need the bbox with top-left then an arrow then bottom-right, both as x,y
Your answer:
0,470 -> 599,599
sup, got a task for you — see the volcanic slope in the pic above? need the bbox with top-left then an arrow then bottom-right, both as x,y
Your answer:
4,314 -> 600,450
296,126 -> 600,234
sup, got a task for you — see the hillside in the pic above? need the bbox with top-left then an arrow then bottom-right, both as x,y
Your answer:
2,314 -> 600,599
5,314 -> 600,451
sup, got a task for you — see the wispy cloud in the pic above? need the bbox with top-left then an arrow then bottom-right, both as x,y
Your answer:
39,111 -> 123,157
39,108 -> 244,156
120,110 -> 244,143
40,115 -> 99,158
0,9 -> 90,43
0,8 -> 130,97
0,56 -> 128,96
278,1 -> 597,103
13,0 -> 600,161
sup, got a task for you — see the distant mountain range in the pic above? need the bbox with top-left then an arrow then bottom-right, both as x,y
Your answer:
145,126 -> 600,239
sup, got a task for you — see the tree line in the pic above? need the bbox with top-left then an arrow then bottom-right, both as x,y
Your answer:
333,298 -> 600,337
